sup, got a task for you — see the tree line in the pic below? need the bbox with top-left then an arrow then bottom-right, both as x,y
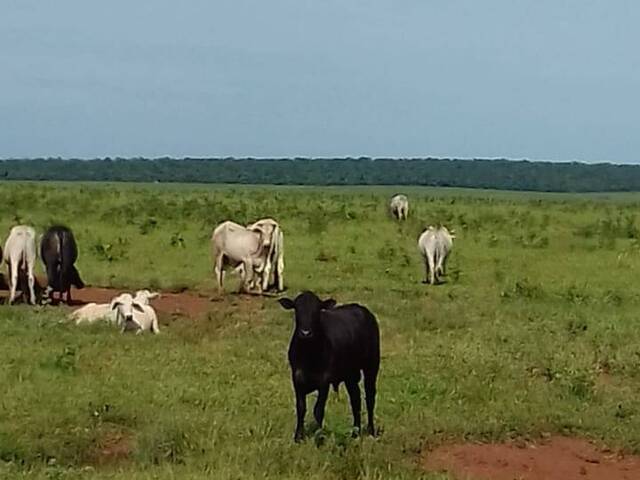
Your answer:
0,157 -> 638,192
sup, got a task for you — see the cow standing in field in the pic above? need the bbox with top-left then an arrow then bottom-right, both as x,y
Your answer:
278,291 -> 380,442
418,225 -> 455,285
246,218 -> 284,292
211,220 -> 277,294
40,226 -> 85,304
3,225 -> 37,305
389,194 -> 409,220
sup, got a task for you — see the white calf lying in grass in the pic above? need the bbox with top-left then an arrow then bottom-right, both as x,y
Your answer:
132,289 -> 160,305
110,293 -> 160,334
69,290 -> 160,333
70,302 -> 115,325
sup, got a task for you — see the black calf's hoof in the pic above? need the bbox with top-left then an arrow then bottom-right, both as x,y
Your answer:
351,427 -> 361,438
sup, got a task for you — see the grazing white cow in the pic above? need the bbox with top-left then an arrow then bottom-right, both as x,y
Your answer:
3,225 -> 37,304
110,293 -> 160,334
70,302 -> 115,325
246,218 -> 284,292
390,194 -> 409,220
418,225 -> 455,285
211,220 -> 275,294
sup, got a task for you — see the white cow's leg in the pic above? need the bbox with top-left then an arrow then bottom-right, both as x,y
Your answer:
27,263 -> 36,305
422,256 -> 430,284
261,258 -> 272,292
239,259 -> 251,293
8,262 -> 18,305
215,254 -> 225,292
276,256 -> 285,292
428,255 -> 436,285
151,316 -> 160,334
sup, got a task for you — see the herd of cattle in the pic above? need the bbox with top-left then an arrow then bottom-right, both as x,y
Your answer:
1,193 -> 454,440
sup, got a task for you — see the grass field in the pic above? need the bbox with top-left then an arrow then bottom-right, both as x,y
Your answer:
2,182 -> 640,479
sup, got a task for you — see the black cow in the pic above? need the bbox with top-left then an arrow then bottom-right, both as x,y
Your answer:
40,226 -> 84,304
278,291 -> 380,442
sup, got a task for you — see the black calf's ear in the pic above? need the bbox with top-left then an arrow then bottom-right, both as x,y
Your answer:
321,298 -> 337,310
278,298 -> 295,310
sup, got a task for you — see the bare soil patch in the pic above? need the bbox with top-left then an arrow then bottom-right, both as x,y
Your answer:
421,436 -> 640,480
0,273 -> 269,319
70,286 -> 213,319
85,429 -> 136,466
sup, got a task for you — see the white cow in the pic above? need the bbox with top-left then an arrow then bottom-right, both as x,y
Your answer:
211,220 -> 275,294
390,194 -> 409,220
110,293 -> 160,334
3,225 -> 37,304
70,302 -> 115,325
418,225 -> 455,285
71,290 -> 159,326
133,289 -> 160,305
246,218 -> 284,292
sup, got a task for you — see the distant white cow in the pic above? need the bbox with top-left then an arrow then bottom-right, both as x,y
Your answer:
418,225 -> 455,285
110,293 -> 160,334
3,225 -> 37,304
390,194 -> 409,220
70,302 -> 114,325
211,220 -> 274,294
246,218 -> 284,292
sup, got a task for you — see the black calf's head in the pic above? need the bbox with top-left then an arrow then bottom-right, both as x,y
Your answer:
278,291 -> 336,340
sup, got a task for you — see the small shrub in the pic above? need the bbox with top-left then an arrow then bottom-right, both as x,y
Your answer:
501,278 -> 544,300
139,217 -> 158,235
316,250 -> 337,263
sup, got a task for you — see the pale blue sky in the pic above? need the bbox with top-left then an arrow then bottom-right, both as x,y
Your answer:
1,1 -> 639,162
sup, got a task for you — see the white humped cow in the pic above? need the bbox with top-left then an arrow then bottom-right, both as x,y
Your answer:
390,194 -> 409,220
3,225 -> 37,304
418,225 -> 455,285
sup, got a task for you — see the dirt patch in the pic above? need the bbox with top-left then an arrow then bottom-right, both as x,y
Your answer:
70,286 -> 214,319
0,273 -> 270,319
85,429 -> 135,466
421,436 -> 640,480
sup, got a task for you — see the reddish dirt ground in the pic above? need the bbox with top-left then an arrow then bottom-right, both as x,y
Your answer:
0,273 -> 233,319
421,436 -> 640,480
70,286 -> 214,319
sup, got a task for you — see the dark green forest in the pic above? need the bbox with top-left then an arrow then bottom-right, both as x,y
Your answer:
0,157 -> 638,192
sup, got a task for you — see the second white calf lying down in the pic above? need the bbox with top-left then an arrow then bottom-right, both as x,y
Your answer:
133,289 -> 160,305
70,302 -> 115,325
110,293 -> 160,334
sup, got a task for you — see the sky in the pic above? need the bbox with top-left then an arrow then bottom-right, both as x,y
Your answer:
1,1 -> 639,162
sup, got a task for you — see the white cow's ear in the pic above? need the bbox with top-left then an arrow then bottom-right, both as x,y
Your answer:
111,302 -> 122,311
133,303 -> 145,313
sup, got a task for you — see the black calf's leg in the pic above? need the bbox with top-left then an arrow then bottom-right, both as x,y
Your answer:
294,388 -> 307,442
364,372 -> 377,436
313,385 -> 329,429
345,381 -> 362,436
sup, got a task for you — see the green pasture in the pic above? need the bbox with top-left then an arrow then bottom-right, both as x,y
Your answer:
2,182 -> 640,479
